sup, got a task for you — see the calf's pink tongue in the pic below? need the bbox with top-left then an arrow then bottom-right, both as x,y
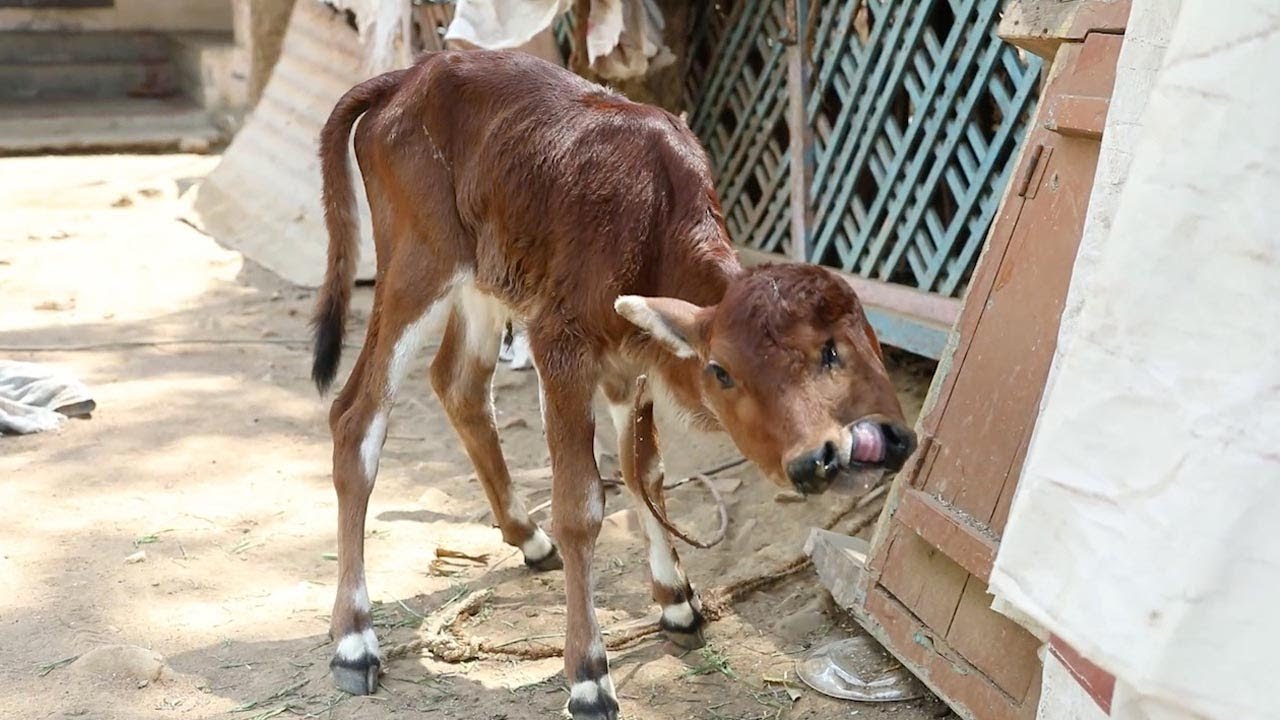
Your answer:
851,422 -> 885,464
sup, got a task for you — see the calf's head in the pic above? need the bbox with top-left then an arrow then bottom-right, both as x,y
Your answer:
616,264 -> 916,495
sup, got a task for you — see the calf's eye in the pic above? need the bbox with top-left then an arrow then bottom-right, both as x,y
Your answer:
821,338 -> 840,370
707,362 -> 734,389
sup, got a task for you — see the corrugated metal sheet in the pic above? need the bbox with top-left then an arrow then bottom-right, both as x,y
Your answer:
186,0 -> 374,287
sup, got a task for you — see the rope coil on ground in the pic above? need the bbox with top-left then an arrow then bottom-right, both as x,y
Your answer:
382,483 -> 888,664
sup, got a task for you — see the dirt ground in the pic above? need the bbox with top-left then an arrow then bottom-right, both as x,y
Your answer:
0,154 -> 947,720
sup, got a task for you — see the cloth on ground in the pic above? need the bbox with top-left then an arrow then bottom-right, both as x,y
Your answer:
0,360 -> 95,435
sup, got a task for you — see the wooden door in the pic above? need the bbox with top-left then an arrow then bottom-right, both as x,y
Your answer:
848,16 -> 1129,720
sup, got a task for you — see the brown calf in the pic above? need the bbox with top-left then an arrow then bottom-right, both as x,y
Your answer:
312,50 -> 915,720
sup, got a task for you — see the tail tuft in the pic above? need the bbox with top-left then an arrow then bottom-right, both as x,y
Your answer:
311,292 -> 345,394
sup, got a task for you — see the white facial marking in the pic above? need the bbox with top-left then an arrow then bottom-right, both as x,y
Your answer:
662,600 -> 697,629
335,628 -> 380,661
614,296 -> 696,359
520,527 -> 554,561
599,674 -> 616,699
360,411 -> 387,480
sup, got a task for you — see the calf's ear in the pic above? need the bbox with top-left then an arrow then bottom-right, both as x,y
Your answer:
614,296 -> 712,360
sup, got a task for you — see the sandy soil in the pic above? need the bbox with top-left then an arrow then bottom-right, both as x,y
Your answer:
0,154 -> 947,720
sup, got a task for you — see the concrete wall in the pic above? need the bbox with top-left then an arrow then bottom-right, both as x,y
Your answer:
0,0 -> 232,32
232,0 -> 294,105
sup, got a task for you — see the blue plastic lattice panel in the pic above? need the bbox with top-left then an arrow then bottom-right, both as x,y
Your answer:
685,0 -> 793,254
806,0 -> 1042,296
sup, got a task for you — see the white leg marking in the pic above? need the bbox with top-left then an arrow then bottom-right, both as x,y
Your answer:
535,372 -> 548,434
362,277 -> 462,481
614,398 -> 687,591
385,308 -> 433,398
598,674 -> 616,699
661,600 -> 697,628
520,527 -> 555,561
454,279 -> 508,361
587,637 -> 605,660
607,401 -> 632,437
641,511 -> 684,589
570,680 -> 601,705
584,484 -> 604,525
360,411 -> 388,480
352,584 -> 371,615
335,628 -> 380,661
506,328 -> 534,370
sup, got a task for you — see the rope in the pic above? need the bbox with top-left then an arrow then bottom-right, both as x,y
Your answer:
382,484 -> 887,663
633,376 -> 728,549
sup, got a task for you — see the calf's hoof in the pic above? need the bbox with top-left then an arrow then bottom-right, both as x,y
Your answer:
525,547 -> 564,572
567,680 -> 620,720
331,656 -> 380,695
522,530 -> 564,572
663,625 -> 707,652
660,598 -> 707,651
330,628 -> 382,695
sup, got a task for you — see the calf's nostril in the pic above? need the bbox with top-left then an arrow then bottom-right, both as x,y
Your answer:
818,441 -> 840,477
882,424 -> 918,461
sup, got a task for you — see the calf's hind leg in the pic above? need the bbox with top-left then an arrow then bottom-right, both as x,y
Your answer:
326,275 -> 453,695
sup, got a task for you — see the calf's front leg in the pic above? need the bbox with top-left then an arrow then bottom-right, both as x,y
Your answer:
606,380 -> 706,650
539,353 -> 619,720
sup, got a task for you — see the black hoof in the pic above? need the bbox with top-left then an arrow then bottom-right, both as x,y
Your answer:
331,654 -> 380,695
664,625 -> 707,652
567,692 -> 620,720
660,597 -> 707,652
525,544 -> 564,572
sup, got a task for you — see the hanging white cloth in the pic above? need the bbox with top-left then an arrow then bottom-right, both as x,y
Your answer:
988,1 -> 1280,718
444,0 -> 671,81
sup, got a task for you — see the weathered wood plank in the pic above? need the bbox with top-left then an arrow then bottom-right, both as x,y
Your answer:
894,488 -> 998,581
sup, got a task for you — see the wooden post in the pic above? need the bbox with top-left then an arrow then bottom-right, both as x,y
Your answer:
785,0 -> 814,263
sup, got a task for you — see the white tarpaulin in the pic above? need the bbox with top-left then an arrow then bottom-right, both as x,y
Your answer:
186,0 -> 377,287
988,1 -> 1280,718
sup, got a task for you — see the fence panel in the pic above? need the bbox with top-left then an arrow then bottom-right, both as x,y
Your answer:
687,0 -> 1042,309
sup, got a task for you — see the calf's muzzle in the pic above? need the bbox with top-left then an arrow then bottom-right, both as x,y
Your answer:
785,421 -> 918,495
